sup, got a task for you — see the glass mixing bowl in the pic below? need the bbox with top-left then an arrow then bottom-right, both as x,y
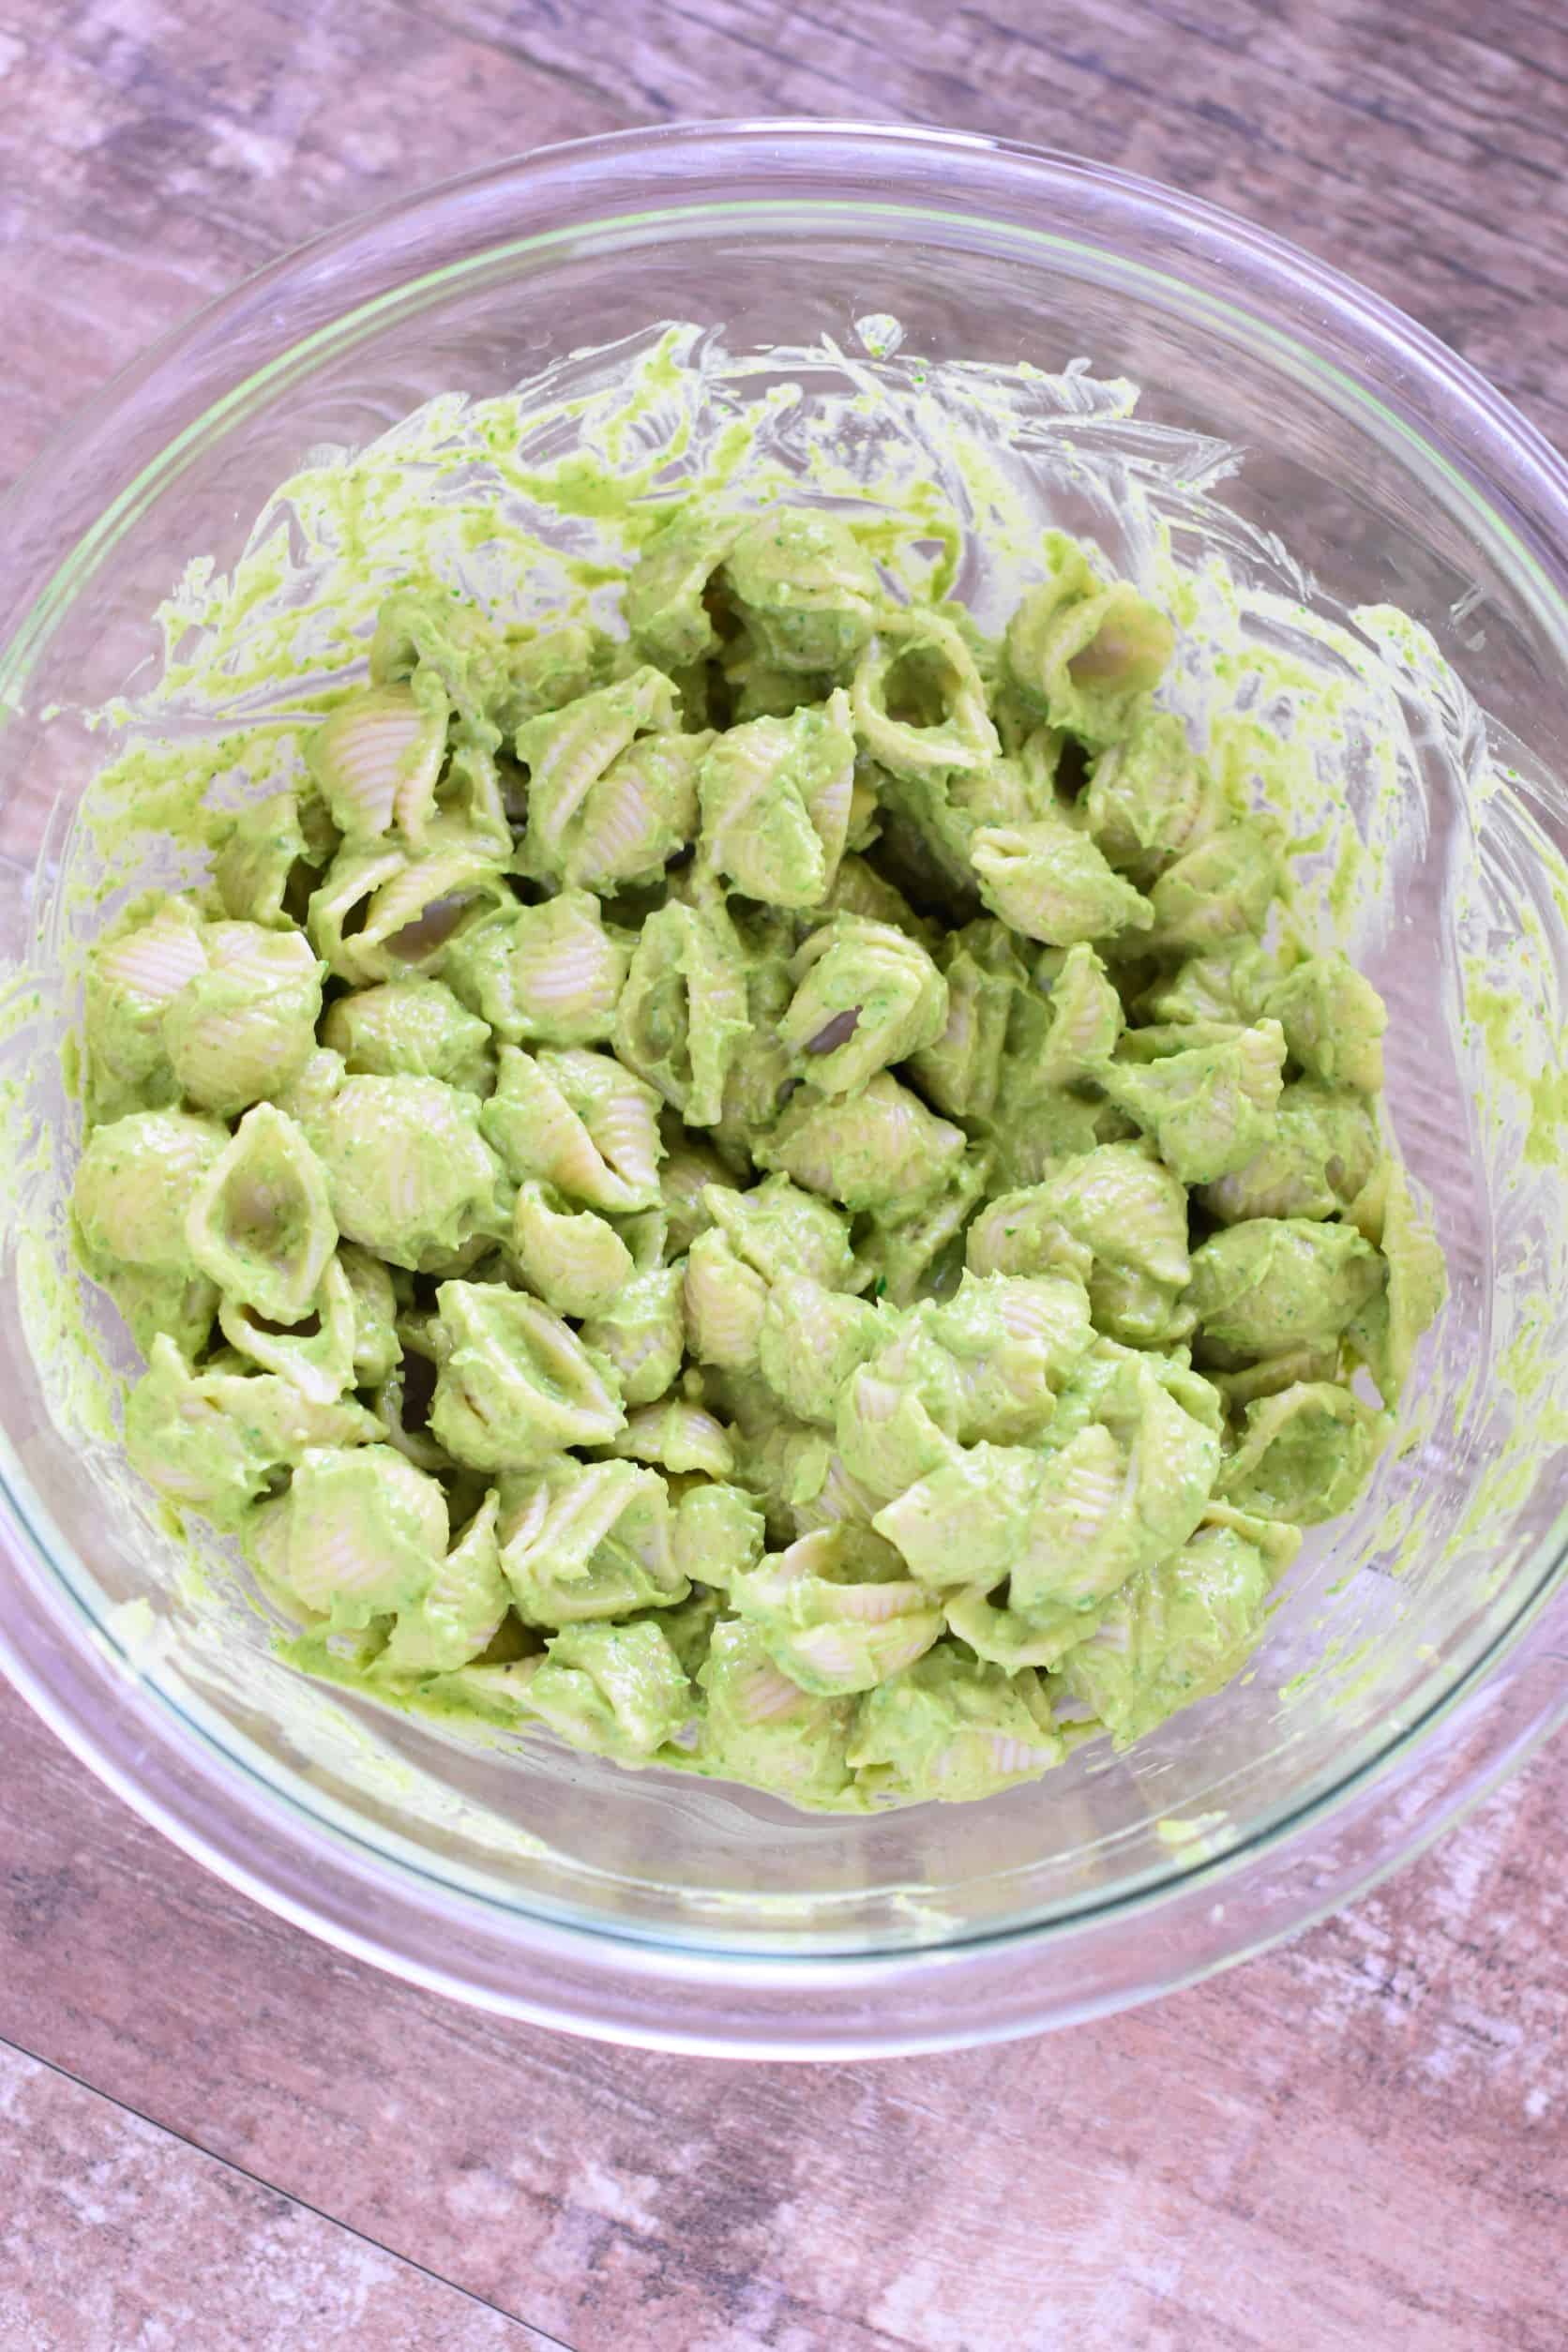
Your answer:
2,123 -> 1565,2058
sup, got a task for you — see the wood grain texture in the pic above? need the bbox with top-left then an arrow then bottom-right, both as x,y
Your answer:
4,1681 -> 1566,2352
3,0 -> 1568,496
0,2039 -> 555,2351
2,2 -> 1567,2347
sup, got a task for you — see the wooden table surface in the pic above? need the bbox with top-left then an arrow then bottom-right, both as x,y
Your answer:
3,5 -> 1566,2346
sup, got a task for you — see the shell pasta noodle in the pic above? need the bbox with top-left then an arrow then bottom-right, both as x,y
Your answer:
71,499 -> 1446,1812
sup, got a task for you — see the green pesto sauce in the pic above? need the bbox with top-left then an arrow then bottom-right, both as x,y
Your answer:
18,324 -> 1564,1815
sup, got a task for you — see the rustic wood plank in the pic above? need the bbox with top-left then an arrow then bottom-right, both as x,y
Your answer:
0,0 -> 607,488
2,0 -> 1566,496
0,2035 -> 555,2351
2,2 -> 1566,2346
3,1681 -> 1564,2352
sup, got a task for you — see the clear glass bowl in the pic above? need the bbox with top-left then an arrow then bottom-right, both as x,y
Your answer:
2,123 -> 1565,2057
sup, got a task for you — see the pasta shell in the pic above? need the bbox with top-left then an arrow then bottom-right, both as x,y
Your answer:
94,899 -> 209,1010
1103,1018 -> 1288,1186
527,1619 -> 693,1757
942,1586 -> 1097,1671
606,1399 -> 735,1481
516,667 -> 677,881
219,1252 -> 358,1406
695,691 -> 856,909
731,1525 -> 942,1696
369,582 -> 509,714
72,1108 -> 228,1273
215,789 -> 312,929
683,1230 -> 769,1369
729,1657 -> 816,1726
163,922 -> 324,1117
851,610 -> 999,782
430,1280 -> 626,1470
657,1135 -> 735,1257
311,835 -> 509,988
780,913 -> 947,1097
98,1264 -> 220,1366
564,730 -> 705,893
756,1273 -> 881,1425
380,1490 -> 510,1676
907,928 -> 1023,1123
312,1075 -> 503,1272
271,1444 -> 449,1621
549,1048 -> 665,1206
481,1046 -> 663,1214
1146,822 -> 1279,952
579,1264 -> 686,1407
970,819 -> 1154,947
322,976 -> 491,1089
498,1458 -> 688,1626
125,1337 -> 379,1526
1038,942 -> 1123,1083
1085,709 -> 1217,878
723,510 -> 879,674
779,1614 -> 940,1693
309,684 -> 445,842
1264,951 -> 1387,1095
626,504 -> 746,669
1003,535 -> 1173,747
847,1650 -> 1063,1801
185,1102 -> 338,1323
760,1071 -> 966,1214
872,1443 -> 1038,1589
613,897 -> 751,1127
510,1180 -> 634,1319
505,891 -> 631,1047
788,1449 -> 883,1537
669,1484 -> 764,1591
331,1246 -> 398,1388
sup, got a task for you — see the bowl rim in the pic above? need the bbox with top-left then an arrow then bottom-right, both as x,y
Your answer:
2,117 -> 1565,2050
5,118 -> 1568,647
3,1438 -> 1566,2058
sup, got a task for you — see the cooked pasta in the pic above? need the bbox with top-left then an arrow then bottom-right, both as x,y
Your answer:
320,975 -> 491,1089
74,501 -> 1445,1812
444,889 -> 631,1048
184,1102 -> 339,1322
613,897 -> 751,1126
695,690 -> 856,908
213,788 -> 316,930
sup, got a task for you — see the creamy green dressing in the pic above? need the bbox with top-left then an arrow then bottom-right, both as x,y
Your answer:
49,326 -> 1466,1812
11,323 -> 1564,1822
